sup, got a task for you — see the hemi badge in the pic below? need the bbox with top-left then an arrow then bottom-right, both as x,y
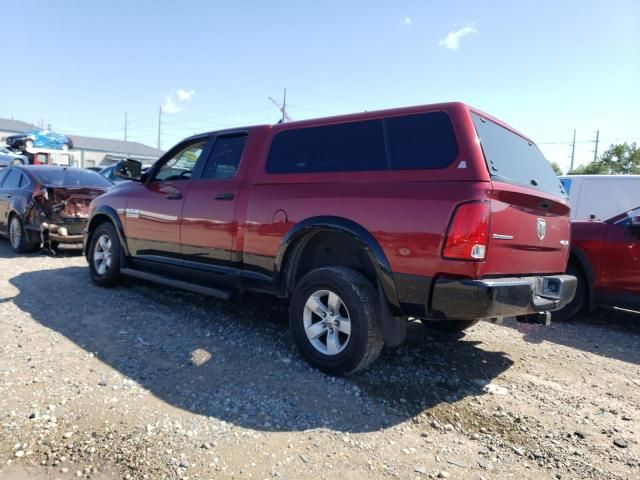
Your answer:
560,240 -> 569,246
492,234 -> 514,240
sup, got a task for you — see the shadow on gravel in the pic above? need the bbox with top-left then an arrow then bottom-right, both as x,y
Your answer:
8,264 -> 513,433
506,310 -> 640,365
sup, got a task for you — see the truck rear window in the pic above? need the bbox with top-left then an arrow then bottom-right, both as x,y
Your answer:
266,112 -> 457,174
471,113 -> 566,197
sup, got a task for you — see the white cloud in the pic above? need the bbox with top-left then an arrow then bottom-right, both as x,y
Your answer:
439,24 -> 478,50
404,16 -> 412,26
177,89 -> 195,102
161,96 -> 181,114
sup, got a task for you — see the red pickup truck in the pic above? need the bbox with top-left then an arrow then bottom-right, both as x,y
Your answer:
84,102 -> 576,375
555,207 -> 640,319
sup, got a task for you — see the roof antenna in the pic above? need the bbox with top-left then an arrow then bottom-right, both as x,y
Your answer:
268,88 -> 291,123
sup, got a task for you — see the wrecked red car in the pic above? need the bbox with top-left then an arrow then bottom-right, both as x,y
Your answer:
0,166 -> 112,252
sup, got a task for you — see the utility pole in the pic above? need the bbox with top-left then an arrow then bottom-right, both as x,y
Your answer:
157,106 -> 162,150
124,112 -> 128,142
268,88 -> 291,123
281,88 -> 287,123
593,130 -> 600,162
570,129 -> 576,172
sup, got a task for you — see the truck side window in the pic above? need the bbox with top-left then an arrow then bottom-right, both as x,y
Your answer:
386,112 -> 458,169
266,120 -> 387,174
154,141 -> 207,182
201,135 -> 247,179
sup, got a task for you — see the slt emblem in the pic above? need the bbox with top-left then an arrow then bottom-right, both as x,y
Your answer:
536,218 -> 546,241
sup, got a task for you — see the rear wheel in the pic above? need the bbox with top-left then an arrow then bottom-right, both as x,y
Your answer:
552,264 -> 586,321
421,319 -> 479,333
88,223 -> 122,286
289,267 -> 383,376
9,215 -> 37,253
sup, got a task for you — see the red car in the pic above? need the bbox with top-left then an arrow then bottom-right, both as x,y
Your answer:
556,207 -> 640,319
83,102 -> 576,375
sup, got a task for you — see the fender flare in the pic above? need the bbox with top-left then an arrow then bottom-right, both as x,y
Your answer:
275,216 -> 401,314
569,246 -> 595,310
86,205 -> 130,257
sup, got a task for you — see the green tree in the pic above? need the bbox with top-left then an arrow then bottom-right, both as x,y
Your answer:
568,142 -> 640,175
550,162 -> 563,176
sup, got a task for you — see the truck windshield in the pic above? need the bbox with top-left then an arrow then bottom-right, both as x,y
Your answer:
472,113 -> 566,198
32,169 -> 113,188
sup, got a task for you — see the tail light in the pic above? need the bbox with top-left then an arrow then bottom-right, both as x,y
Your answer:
443,202 -> 490,261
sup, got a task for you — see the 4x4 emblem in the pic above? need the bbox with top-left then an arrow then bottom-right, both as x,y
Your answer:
536,218 -> 546,241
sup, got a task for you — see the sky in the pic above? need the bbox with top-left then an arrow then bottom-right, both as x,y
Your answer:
1,0 -> 639,172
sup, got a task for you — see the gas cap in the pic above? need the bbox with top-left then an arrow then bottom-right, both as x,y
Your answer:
272,209 -> 288,226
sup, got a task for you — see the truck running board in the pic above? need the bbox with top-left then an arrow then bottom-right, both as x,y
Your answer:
120,268 -> 231,301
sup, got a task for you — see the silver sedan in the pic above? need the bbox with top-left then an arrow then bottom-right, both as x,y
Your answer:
0,146 -> 28,167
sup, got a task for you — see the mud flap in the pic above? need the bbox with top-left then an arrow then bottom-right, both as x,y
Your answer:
378,282 -> 406,347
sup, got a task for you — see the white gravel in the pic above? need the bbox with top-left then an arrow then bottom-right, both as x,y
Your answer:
0,240 -> 638,479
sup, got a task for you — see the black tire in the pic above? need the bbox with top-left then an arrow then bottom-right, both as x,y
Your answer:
8,215 -> 38,253
552,263 -> 586,321
421,319 -> 479,333
88,222 -> 122,286
289,266 -> 383,376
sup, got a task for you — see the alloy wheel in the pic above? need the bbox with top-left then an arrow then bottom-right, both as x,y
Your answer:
303,289 -> 352,355
93,234 -> 113,276
9,218 -> 21,250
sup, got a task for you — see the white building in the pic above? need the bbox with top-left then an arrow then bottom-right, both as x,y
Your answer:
0,118 -> 163,168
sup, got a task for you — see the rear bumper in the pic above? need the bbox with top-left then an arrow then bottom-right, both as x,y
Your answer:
430,275 -> 577,320
40,221 -> 86,246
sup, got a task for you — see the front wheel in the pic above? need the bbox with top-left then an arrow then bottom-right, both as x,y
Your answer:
289,267 -> 383,376
11,158 -> 24,166
88,222 -> 122,286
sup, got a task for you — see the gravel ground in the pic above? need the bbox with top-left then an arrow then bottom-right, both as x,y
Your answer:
0,239 -> 638,480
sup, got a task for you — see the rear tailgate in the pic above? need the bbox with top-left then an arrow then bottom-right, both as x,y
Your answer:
470,112 -> 571,276
485,181 -> 570,275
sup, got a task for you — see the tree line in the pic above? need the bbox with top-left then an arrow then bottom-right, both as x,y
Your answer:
550,142 -> 640,176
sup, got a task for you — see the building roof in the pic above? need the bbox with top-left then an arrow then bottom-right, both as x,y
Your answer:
71,134 -> 163,157
0,118 -> 36,133
0,117 -> 163,158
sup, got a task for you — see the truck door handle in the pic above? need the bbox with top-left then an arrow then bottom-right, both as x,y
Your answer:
215,193 -> 234,201
166,191 -> 182,200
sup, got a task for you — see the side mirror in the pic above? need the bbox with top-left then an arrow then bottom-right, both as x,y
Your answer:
115,159 -> 143,181
630,216 -> 640,227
